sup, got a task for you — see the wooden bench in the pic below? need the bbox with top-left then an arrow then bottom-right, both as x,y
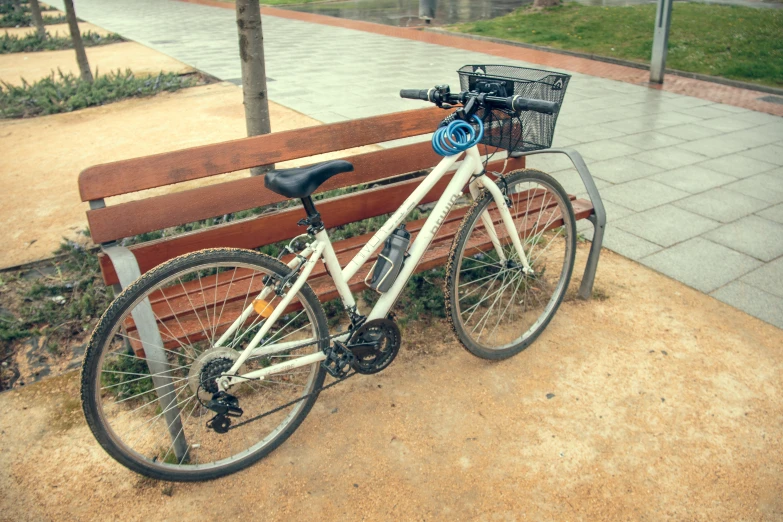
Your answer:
79,107 -> 604,350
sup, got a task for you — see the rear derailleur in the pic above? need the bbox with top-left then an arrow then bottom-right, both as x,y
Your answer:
205,391 -> 243,434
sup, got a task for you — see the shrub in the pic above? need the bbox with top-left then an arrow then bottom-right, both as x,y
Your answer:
0,69 -> 199,118
0,10 -> 66,27
0,0 -> 58,14
0,30 -> 123,53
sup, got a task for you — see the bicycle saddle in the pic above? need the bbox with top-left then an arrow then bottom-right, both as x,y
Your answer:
264,160 -> 354,199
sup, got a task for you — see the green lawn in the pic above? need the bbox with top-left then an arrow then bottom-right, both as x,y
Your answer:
452,3 -> 783,88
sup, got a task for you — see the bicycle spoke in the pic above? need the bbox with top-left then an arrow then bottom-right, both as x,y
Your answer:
125,383 -> 193,449
472,269 -> 514,339
487,271 -> 524,342
100,362 -> 191,391
177,277 -> 212,350
113,331 -> 197,362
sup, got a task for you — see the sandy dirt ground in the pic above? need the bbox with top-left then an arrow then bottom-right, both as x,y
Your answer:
1,22 -> 112,38
0,247 -> 780,521
0,41 -> 193,85
0,81 -> 377,268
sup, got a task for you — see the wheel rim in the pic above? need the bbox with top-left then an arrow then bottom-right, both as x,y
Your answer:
90,260 -> 324,473
453,176 -> 574,351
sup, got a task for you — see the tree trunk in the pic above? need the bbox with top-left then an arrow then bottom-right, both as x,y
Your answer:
29,0 -> 47,40
63,0 -> 93,83
236,0 -> 272,177
533,0 -> 560,7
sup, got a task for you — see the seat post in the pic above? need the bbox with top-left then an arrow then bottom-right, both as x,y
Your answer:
301,196 -> 318,218
300,196 -> 324,233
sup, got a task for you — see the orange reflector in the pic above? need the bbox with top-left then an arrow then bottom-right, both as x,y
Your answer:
253,299 -> 274,318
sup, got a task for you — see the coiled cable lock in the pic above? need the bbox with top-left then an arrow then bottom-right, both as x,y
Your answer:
431,114 -> 484,157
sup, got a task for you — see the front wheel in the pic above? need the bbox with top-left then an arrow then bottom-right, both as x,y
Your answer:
445,169 -> 576,360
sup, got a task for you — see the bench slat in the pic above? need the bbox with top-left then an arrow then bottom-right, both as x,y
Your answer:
78,107 -> 445,201
86,140 -> 442,244
97,155 -> 526,285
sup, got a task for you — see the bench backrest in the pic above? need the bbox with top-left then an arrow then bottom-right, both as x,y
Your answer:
79,107 -> 524,286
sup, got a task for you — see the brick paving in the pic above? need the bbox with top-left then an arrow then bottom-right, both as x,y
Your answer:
45,0 -> 783,328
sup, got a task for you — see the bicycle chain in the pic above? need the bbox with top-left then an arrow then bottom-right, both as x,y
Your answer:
224,330 -> 356,432
227,370 -> 357,431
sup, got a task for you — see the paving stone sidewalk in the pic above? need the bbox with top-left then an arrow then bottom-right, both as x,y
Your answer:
45,0 -> 783,328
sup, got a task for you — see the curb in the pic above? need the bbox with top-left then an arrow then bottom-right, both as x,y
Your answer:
424,28 -> 783,98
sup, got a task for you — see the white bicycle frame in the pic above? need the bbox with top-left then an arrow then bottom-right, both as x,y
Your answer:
212,145 -> 533,390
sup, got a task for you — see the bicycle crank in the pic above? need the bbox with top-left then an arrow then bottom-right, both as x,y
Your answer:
348,318 -> 401,374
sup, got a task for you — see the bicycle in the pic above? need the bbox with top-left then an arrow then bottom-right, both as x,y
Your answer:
81,65 -> 575,481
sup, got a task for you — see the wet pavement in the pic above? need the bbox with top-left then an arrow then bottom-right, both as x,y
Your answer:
283,0 -> 782,27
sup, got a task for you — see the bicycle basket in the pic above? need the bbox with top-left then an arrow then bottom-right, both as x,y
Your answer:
453,64 -> 571,153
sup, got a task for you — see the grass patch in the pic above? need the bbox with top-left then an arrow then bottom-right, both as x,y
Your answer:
0,69 -> 200,119
452,2 -> 783,88
1,30 -> 123,53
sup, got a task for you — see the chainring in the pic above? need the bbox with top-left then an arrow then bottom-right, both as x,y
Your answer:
348,318 -> 401,375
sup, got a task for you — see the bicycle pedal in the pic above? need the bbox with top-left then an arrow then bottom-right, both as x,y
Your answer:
321,341 -> 355,378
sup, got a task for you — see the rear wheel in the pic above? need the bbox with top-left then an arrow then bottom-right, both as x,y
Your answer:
445,170 -> 576,360
81,249 -> 328,481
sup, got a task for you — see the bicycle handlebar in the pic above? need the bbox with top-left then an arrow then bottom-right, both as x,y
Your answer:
399,88 -> 560,115
512,96 -> 559,114
399,89 -> 431,101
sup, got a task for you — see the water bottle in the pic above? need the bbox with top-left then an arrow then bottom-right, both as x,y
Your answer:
369,225 -> 411,293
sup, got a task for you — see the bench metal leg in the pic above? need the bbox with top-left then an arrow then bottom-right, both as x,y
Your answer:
102,244 -> 189,462
511,148 -> 606,299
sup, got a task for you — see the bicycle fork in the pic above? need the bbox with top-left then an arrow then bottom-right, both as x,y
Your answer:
468,170 -> 533,274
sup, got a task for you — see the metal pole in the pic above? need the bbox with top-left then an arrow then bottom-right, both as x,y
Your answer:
650,0 -> 674,84
419,0 -> 437,22
103,245 -> 189,462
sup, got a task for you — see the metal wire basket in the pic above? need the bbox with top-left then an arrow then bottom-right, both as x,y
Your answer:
448,64 -> 571,153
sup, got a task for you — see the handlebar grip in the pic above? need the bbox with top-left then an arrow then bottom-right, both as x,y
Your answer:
400,89 -> 431,101
513,97 -> 560,115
